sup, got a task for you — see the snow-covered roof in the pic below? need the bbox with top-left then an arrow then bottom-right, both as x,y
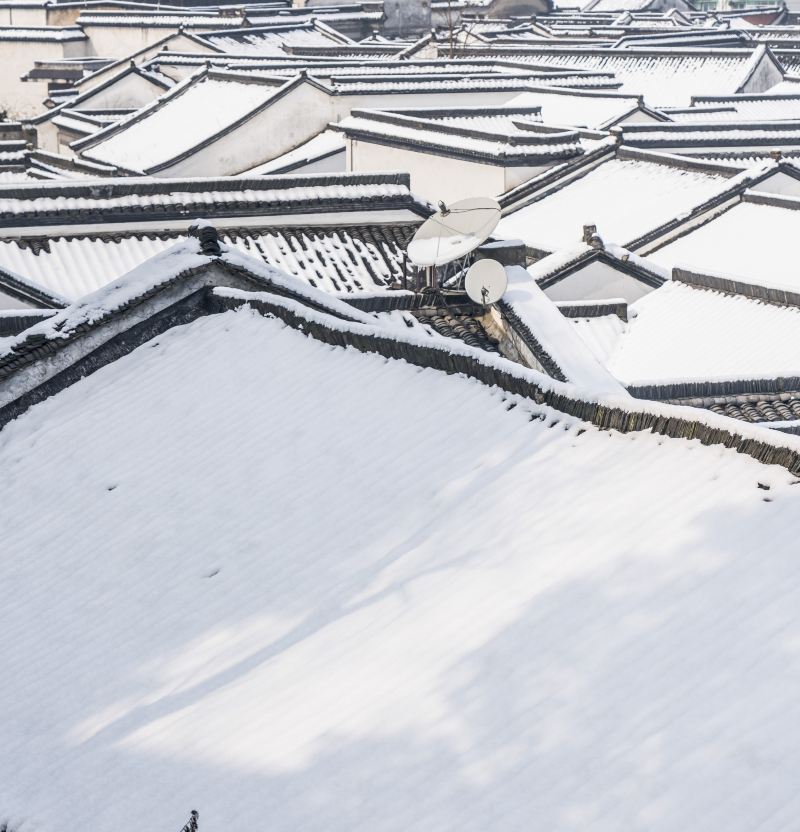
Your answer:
496,153 -> 743,253
503,265 -> 627,393
0,25 -> 86,40
76,13 -> 244,28
508,87 -> 650,128
335,109 -> 586,166
4,255 -> 800,831
468,46 -> 785,107
317,72 -> 621,93
0,223 -> 415,301
689,93 -> 800,121
204,23 -> 353,56
603,279 -> 800,385
619,120 -> 800,153
81,72 -> 286,174
0,172 -> 423,228
648,193 -> 800,290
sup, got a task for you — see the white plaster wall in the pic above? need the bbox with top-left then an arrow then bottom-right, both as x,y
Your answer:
504,163 -> 554,191
0,40 -> 86,119
350,138 -> 506,202
280,149 -> 346,175
615,109 -> 664,125
78,72 -> 165,110
748,170 -> 800,197
542,260 -> 656,303
82,25 -> 200,59
63,39 -> 89,59
74,35 -> 214,94
35,119 -> 60,154
740,52 -> 784,95
45,6 -> 84,26
0,290 -> 35,310
0,7 -> 46,25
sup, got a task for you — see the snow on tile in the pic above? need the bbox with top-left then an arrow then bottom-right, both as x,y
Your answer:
607,280 -> 800,385
206,26 -> 347,56
84,76 -> 281,172
690,94 -> 800,121
1,305 -> 800,832
570,312 -> 628,366
496,157 -> 734,252
507,50 -> 778,107
508,89 -> 643,128
648,198 -> 800,290
0,223 -> 410,301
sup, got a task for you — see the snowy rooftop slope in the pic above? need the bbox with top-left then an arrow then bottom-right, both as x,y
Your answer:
496,157 -> 736,252
0,26 -> 86,40
606,280 -> 800,385
0,224 -> 412,301
0,174 -> 416,223
690,93 -> 800,121
3,301 -> 800,832
205,25 -> 350,56
503,265 -> 627,395
336,113 -> 584,164
648,197 -> 800,290
0,236 -> 378,371
82,74 -> 283,173
569,312 -> 628,366
508,89 -> 645,128
503,48 -> 782,107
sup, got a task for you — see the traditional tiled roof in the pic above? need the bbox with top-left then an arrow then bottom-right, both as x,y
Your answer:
0,171 -> 426,230
335,108 -> 586,166
449,45 -> 786,107
202,21 -> 354,55
0,26 -> 86,41
648,190 -> 800,291
412,308 -> 501,352
496,149 -> 746,254
79,70 -> 289,174
0,223 -> 417,300
708,395 -> 800,427
618,120 -> 800,154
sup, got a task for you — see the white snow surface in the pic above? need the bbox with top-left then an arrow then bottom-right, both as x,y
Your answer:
496,158 -> 739,251
570,313 -> 628,366
507,49 -> 782,108
648,198 -> 800,290
607,280 -> 800,385
3,302 -> 800,832
509,90 -> 643,128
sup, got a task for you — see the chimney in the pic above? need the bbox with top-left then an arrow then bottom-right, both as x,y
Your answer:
189,221 -> 222,257
381,0 -> 432,37
583,224 -> 604,250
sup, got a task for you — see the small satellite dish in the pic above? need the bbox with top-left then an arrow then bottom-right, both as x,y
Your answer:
407,197 -> 501,267
465,259 -> 507,306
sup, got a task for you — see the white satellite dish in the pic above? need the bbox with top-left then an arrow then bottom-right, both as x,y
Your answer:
465,258 -> 507,306
407,197 -> 501,267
